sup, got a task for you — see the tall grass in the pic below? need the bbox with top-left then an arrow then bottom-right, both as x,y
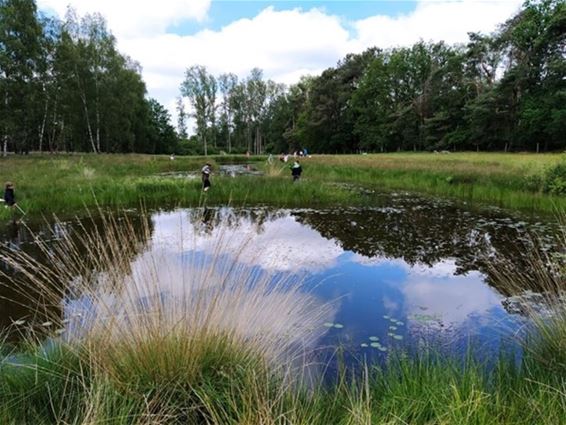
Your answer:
489,213 -> 565,376
0,209 -> 334,423
1,153 -> 564,220
0,208 -> 565,424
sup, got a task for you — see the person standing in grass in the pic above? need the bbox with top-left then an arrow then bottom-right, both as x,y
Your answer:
201,163 -> 212,192
290,160 -> 302,182
3,182 -> 17,222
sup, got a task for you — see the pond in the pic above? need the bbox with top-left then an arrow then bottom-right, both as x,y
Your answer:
0,192 -> 562,371
155,163 -> 262,180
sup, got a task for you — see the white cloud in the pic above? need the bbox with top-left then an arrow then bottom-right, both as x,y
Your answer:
150,210 -> 345,272
354,0 -> 522,49
37,1 -> 524,128
402,262 -> 502,326
37,0 -> 211,37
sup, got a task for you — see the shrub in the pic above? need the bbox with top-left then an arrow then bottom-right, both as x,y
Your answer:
543,162 -> 566,195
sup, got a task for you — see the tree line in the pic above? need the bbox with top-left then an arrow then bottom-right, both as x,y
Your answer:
179,0 -> 565,154
1,0 -> 564,156
0,0 -> 177,155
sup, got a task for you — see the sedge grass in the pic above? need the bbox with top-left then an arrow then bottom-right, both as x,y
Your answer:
0,208 -> 336,423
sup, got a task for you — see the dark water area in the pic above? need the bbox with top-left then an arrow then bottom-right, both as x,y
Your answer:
0,192 -> 562,370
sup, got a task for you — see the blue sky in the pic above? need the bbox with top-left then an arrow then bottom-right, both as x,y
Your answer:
171,1 -> 419,35
37,0 -> 523,125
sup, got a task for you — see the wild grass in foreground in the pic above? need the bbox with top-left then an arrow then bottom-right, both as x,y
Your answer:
0,210 -> 565,424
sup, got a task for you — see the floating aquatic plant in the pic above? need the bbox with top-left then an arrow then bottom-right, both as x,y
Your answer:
369,336 -> 379,341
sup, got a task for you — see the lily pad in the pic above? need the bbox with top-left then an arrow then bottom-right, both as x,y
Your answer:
393,335 -> 403,340
323,322 -> 335,328
389,326 -> 398,331
378,346 -> 388,352
388,332 -> 394,337
369,336 -> 379,341
370,342 -> 381,348
361,343 -> 369,348
333,323 -> 344,329
383,315 -> 390,320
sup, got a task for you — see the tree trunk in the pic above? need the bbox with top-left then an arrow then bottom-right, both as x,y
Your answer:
95,76 -> 101,153
246,124 -> 252,154
3,93 -> 7,156
39,98 -> 49,153
75,65 -> 97,153
96,108 -> 101,153
81,91 -> 97,153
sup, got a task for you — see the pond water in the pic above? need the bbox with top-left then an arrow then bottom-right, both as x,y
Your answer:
0,192 -> 562,370
156,163 -> 262,180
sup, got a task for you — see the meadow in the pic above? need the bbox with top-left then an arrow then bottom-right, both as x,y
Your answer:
0,152 -> 564,220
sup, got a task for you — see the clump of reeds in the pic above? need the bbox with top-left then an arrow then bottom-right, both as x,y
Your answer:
490,211 -> 565,375
263,162 -> 287,177
0,209 -> 334,422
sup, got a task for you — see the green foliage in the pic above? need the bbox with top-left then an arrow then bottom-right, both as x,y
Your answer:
543,161 -> 566,195
0,2 -> 178,155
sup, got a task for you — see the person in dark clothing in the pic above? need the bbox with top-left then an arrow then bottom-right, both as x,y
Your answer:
201,163 -> 212,191
290,160 -> 302,182
3,182 -> 15,206
3,182 -> 17,223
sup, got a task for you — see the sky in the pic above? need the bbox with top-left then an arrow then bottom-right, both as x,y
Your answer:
36,0 -> 523,128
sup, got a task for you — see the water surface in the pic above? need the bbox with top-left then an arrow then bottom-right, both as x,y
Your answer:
0,192 -> 561,368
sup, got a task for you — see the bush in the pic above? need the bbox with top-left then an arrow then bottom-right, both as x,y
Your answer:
543,162 -> 566,195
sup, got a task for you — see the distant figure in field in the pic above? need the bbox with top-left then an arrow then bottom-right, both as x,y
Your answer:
290,160 -> 302,182
3,182 -> 17,223
201,163 -> 212,192
170,153 -> 176,160
3,182 -> 15,207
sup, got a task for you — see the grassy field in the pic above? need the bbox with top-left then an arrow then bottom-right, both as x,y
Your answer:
0,152 -> 564,220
